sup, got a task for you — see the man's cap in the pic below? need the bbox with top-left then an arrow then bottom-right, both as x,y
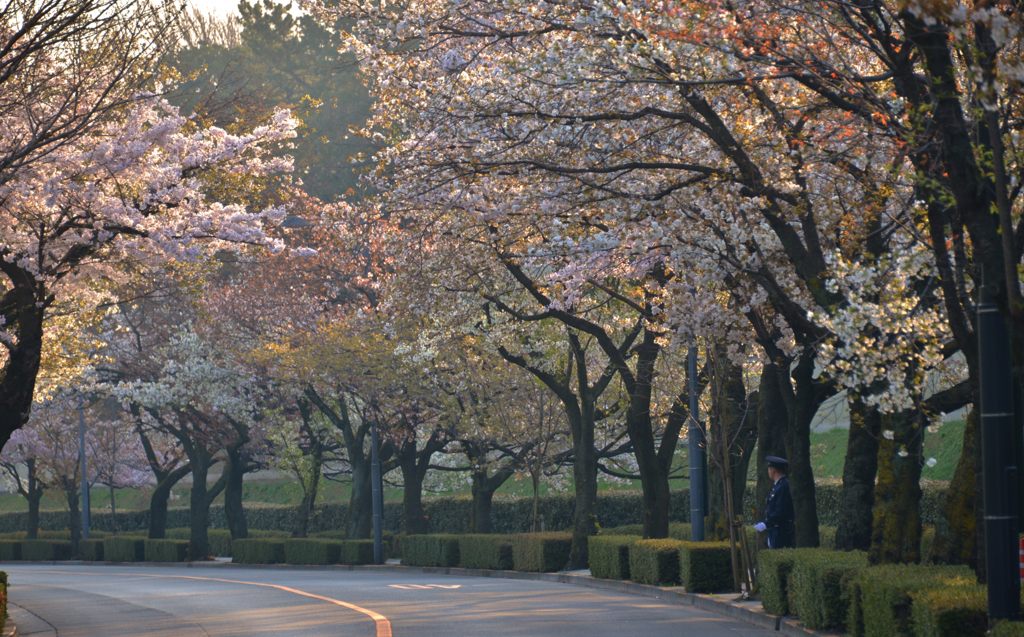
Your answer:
766,456 -> 788,467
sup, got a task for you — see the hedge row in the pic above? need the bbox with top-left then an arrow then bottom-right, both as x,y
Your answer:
399,533 -> 571,572
759,549 -> 995,637
589,535 -> 734,593
232,538 -> 378,565
0,479 -> 949,535
0,570 -> 7,633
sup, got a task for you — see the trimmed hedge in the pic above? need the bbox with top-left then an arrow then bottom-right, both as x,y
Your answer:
145,539 -> 189,562
458,534 -> 514,570
22,539 -> 72,561
104,536 -> 146,562
311,530 -> 399,558
789,549 -> 868,631
849,564 -> 975,637
285,539 -> 343,565
910,583 -> 987,637
588,535 -> 638,580
759,548 -> 821,615
337,540 -> 376,565
0,541 -> 20,561
232,539 -> 285,564
165,528 -> 233,557
678,541 -> 733,593
512,532 -> 572,573
629,538 -> 683,586
0,570 -> 7,632
402,534 -> 461,567
80,539 -> 104,561
991,622 -> 1024,637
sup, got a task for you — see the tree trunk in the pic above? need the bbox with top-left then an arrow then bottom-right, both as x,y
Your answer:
783,352 -> 823,547
0,291 -> 44,450
568,406 -> 598,567
348,461 -> 373,539
869,409 -> 924,564
109,484 -> 118,534
291,439 -> 323,539
224,446 -> 248,540
835,398 -> 881,551
66,485 -> 81,554
148,464 -> 190,539
469,463 -> 515,535
189,462 -> 211,558
403,459 -> 429,535
929,409 -> 978,567
25,459 -> 42,539
756,365 -> 789,523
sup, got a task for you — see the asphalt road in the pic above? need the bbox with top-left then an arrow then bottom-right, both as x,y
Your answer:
4,564 -> 776,637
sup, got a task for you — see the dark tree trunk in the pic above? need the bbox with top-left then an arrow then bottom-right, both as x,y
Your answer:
755,365 -> 789,523
186,450 -> 226,560
568,404 -> 598,566
469,462 -> 515,535
929,409 -> 978,566
148,464 -> 190,539
835,398 -> 881,551
109,484 -> 118,534
66,485 -> 81,554
398,430 -> 446,536
869,409 -> 925,564
0,291 -> 45,450
223,446 -> 248,540
781,350 -> 824,547
349,461 -> 373,539
25,459 -> 43,539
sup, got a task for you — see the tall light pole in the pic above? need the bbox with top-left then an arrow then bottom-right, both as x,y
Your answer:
688,344 -> 705,541
78,395 -> 90,540
370,424 -> 384,565
978,285 -> 1020,621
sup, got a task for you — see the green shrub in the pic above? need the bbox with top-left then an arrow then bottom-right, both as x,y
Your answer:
602,524 -> 644,536
459,535 -> 514,570
629,538 -> 683,586
104,537 -> 146,562
311,530 -> 396,560
401,534 -> 461,567
850,564 -> 975,637
819,526 -> 837,550
911,583 -> 987,637
0,569 -> 7,632
512,532 -> 572,572
789,549 -> 868,631
165,528 -> 233,557
678,541 -> 734,593
80,539 -> 104,561
232,539 -> 285,564
588,535 -> 638,580
337,540 -> 376,565
0,541 -> 20,561
21,540 -> 72,561
990,621 -> 1024,636
145,539 -> 189,562
668,523 -> 695,541
758,548 -> 820,615
249,529 -> 291,538
285,539 -> 343,565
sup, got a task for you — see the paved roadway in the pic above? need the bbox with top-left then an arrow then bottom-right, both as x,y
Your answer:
4,564 -> 775,637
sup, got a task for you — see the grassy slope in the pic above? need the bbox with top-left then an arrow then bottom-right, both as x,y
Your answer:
809,419 -> 964,481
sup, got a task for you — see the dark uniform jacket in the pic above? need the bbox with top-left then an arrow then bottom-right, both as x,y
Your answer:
765,475 -> 795,549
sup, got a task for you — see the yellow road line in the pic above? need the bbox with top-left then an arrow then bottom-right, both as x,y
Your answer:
7,569 -> 392,637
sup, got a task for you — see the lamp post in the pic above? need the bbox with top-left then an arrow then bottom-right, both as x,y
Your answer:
688,344 -> 705,542
370,424 -> 384,565
978,285 -> 1020,621
78,395 -> 90,540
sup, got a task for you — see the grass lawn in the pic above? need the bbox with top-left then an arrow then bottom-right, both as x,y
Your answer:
0,420 -> 963,513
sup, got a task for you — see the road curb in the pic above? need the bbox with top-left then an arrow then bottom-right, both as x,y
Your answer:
0,560 -> 833,636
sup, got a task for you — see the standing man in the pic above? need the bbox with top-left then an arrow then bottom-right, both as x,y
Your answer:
754,456 -> 795,549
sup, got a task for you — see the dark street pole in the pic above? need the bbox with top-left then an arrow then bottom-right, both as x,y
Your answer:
371,424 -> 384,565
78,395 -> 90,540
688,345 -> 705,541
978,285 -> 1020,621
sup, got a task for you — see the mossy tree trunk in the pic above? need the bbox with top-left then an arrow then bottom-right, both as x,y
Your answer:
781,349 -> 827,548
186,448 -> 227,559
835,398 -> 881,551
869,409 -> 925,564
929,409 -> 977,567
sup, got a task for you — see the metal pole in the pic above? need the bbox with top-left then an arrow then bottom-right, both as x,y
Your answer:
370,425 -> 383,565
688,345 -> 705,541
978,284 -> 1021,621
78,396 -> 90,540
